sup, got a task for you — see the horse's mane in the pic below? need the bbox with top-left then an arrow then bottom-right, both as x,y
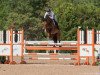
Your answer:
45,15 -> 52,24
44,15 -> 54,30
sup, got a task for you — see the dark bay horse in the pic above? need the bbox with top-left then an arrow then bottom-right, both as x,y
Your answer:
43,15 -> 60,44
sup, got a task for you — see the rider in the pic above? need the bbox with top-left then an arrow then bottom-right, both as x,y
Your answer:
44,8 -> 59,29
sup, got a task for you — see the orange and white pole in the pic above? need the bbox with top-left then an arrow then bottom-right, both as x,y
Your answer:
20,29 -> 26,64
21,29 -> 24,61
10,29 -> 13,63
92,28 -> 95,65
76,28 -> 80,65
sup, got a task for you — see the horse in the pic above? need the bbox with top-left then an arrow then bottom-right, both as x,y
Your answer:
43,15 -> 60,53
43,15 -> 60,43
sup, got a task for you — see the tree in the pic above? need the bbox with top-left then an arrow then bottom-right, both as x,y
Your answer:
0,0 -> 48,40
47,0 -> 100,40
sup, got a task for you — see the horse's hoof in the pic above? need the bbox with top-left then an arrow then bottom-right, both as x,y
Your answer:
53,45 -> 56,47
59,46 -> 61,47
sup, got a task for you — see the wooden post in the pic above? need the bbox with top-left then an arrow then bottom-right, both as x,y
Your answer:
75,28 -> 80,65
20,29 -> 26,64
10,29 -> 13,63
9,29 -> 16,64
92,28 -> 95,65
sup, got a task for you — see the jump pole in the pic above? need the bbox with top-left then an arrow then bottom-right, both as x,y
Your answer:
75,27 -> 80,65
92,28 -> 95,65
9,29 -> 16,64
20,29 -> 26,64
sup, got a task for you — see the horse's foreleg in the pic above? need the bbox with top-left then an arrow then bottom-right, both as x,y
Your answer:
57,33 -> 61,54
46,33 -> 52,53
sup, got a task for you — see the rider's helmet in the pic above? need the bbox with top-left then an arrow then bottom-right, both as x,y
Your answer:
46,8 -> 51,12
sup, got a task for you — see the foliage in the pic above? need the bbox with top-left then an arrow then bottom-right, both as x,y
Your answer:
0,0 -> 100,40
47,0 -> 100,40
0,0 -> 47,40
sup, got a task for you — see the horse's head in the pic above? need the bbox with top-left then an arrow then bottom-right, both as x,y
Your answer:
43,15 -> 53,32
45,15 -> 53,24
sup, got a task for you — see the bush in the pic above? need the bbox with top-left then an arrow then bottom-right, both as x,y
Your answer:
0,56 -> 6,64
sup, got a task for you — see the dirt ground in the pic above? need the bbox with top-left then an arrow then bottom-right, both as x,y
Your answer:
0,64 -> 99,75
0,54 -> 100,75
